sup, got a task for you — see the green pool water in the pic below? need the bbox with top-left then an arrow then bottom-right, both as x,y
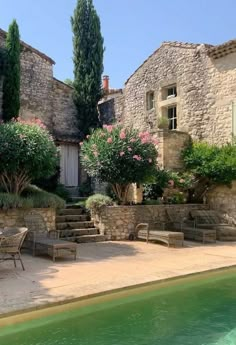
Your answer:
1,269 -> 236,345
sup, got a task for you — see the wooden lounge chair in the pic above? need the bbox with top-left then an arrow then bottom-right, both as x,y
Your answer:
0,227 -> 28,270
190,210 -> 236,241
136,223 -> 184,248
165,209 -> 216,244
24,211 -> 77,262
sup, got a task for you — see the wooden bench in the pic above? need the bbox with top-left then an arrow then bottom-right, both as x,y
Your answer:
136,223 -> 184,248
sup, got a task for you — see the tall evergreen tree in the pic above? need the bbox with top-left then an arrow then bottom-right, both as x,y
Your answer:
71,0 -> 104,138
2,19 -> 21,121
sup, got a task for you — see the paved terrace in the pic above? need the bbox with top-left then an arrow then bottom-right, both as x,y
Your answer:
1,241 -> 236,315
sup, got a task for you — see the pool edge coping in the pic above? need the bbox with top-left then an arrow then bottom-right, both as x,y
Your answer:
1,264 -> 236,327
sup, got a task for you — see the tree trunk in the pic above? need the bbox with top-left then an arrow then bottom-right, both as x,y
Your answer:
0,170 -> 31,195
112,183 -> 131,205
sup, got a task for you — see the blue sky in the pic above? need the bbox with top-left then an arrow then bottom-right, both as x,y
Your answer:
1,0 -> 236,88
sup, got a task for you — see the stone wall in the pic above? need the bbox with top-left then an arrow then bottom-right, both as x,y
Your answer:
92,204 -> 208,240
0,30 -> 78,141
121,42 -> 236,145
99,90 -> 124,124
52,78 -> 79,139
0,208 -> 56,231
207,182 -> 236,223
157,130 -> 190,170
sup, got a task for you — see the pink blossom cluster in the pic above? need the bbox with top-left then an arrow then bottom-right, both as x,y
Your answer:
103,124 -> 114,132
133,155 -> 142,161
138,131 -> 159,146
13,117 -> 47,129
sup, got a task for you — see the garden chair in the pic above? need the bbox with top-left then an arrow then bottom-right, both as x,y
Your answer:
24,211 -> 77,261
0,227 -> 28,270
135,223 -> 184,247
165,209 -> 216,243
190,210 -> 236,241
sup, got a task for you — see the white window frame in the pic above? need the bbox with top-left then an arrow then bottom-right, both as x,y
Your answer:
168,106 -> 177,130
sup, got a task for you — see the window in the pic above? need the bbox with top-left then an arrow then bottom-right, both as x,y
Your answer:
146,91 -> 154,111
161,84 -> 177,100
168,106 -> 177,130
167,86 -> 177,98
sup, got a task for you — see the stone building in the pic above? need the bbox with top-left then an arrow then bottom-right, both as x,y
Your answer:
0,28 -> 80,189
100,39 -> 236,169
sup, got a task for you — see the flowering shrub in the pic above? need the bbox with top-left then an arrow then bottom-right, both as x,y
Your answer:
0,118 -> 58,194
80,125 -> 158,204
85,194 -> 114,212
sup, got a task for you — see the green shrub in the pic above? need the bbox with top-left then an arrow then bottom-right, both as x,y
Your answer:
183,142 -> 236,185
0,193 -> 33,209
81,125 -> 158,204
22,185 -> 65,209
143,169 -> 170,200
85,194 -> 114,212
53,184 -> 70,201
0,119 -> 58,194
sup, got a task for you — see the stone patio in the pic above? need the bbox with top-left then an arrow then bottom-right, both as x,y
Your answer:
1,240 -> 236,316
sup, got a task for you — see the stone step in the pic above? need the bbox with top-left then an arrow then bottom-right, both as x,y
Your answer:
57,221 -> 95,230
76,234 -> 106,243
56,215 -> 89,223
59,228 -> 99,237
66,202 -> 86,209
57,209 -> 84,216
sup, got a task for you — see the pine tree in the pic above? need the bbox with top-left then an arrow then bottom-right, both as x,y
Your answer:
2,19 -> 21,121
71,0 -> 104,138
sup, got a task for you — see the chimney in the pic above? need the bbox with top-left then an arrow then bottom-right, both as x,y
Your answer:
103,75 -> 109,92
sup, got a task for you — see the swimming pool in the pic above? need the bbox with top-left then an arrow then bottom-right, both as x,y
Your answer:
1,269 -> 236,345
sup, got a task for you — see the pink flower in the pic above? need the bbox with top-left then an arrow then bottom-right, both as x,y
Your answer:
86,135 -> 90,139
103,124 -> 113,132
107,137 -> 112,143
141,137 -> 149,144
180,179 -> 185,183
119,151 -> 125,156
148,158 -> 152,163
79,142 -> 83,146
128,147 -> 132,152
133,155 -> 142,161
152,138 -> 159,145
93,151 -> 98,157
168,180 -> 175,187
120,131 -> 126,139
130,138 -> 136,143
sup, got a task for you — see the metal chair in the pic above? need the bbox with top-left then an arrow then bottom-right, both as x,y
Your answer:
0,227 -> 28,270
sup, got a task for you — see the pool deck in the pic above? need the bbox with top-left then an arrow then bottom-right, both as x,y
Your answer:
1,240 -> 236,316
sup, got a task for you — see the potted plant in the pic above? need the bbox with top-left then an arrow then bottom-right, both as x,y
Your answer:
157,116 -> 169,130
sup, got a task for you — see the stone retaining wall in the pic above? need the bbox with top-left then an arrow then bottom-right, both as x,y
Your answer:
0,208 -> 56,231
92,204 -> 208,240
207,182 -> 236,223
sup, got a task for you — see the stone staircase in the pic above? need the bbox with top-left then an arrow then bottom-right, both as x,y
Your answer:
56,205 -> 106,243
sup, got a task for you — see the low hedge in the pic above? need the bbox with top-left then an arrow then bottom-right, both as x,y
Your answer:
0,185 -> 65,210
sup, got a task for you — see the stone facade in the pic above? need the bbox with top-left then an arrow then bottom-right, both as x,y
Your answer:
99,39 -> 236,171
0,28 -> 79,140
207,182 -> 236,224
92,204 -> 208,240
0,208 -> 56,231
99,90 -> 124,124
122,41 -> 236,145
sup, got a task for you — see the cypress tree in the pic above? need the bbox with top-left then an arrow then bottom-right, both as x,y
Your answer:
2,19 -> 21,121
71,0 -> 104,138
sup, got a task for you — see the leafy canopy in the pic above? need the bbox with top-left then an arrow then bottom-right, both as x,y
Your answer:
183,142 -> 236,185
2,19 -> 21,121
71,0 -> 104,138
80,125 -> 158,185
0,119 -> 58,194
